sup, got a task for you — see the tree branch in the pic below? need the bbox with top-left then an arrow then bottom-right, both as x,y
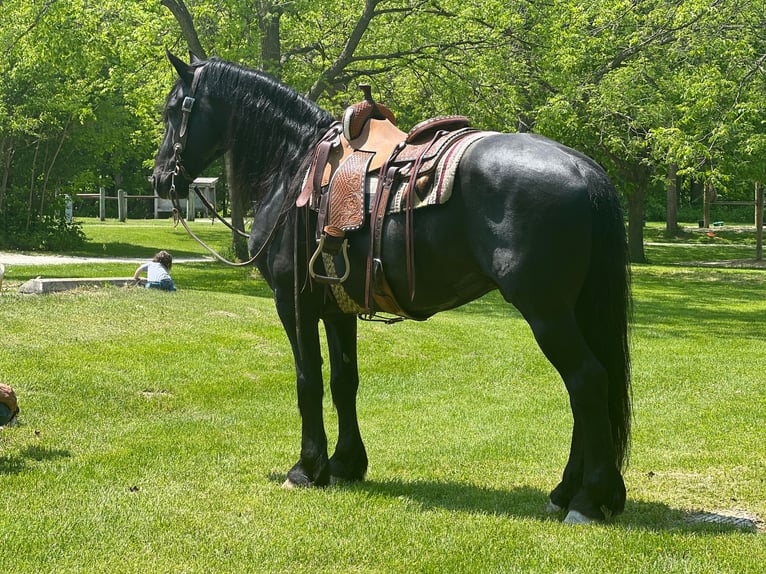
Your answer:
593,0 -> 725,84
2,0 -> 57,61
307,0 -> 382,101
160,0 -> 208,59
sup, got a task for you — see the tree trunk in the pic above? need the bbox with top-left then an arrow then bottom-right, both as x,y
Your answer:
39,118 -> 71,217
308,0 -> 380,101
161,0 -> 208,59
613,159 -> 648,263
257,3 -> 283,78
26,139 -> 41,232
703,180 -> 715,228
756,181 -> 763,261
626,188 -> 647,263
225,154 -> 249,260
0,136 -> 12,212
665,163 -> 678,236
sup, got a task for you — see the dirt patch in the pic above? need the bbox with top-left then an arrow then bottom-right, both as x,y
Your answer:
677,259 -> 766,269
687,509 -> 765,533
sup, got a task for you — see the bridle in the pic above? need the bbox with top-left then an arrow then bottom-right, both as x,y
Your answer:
170,65 -> 203,186
167,65 -> 268,268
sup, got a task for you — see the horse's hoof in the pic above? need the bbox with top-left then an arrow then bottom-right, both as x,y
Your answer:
563,510 -> 595,524
545,500 -> 565,514
281,478 -> 298,489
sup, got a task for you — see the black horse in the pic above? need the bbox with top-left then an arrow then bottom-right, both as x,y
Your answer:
153,53 -> 632,524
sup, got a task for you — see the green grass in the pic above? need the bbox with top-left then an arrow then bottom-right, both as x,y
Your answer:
70,217 -> 237,259
644,221 -> 762,245
1,219 -> 765,573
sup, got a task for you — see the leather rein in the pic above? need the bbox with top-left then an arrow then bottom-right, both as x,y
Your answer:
168,65 -> 277,268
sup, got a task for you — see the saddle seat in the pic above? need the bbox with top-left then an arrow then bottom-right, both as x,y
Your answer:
327,118 -> 407,186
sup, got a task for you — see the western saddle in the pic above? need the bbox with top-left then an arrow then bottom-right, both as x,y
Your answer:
297,85 -> 476,319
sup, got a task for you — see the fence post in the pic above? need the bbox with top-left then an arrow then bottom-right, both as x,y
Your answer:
187,189 -> 195,221
99,187 -> 106,221
64,194 -> 73,223
117,189 -> 127,222
756,181 -> 763,261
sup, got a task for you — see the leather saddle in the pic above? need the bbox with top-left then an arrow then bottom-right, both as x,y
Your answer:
299,85 -> 475,318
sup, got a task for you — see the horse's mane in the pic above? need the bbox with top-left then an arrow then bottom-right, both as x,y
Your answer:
199,58 -> 335,208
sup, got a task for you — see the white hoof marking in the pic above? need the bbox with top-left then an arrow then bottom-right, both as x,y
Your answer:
545,500 -> 564,514
563,510 -> 595,524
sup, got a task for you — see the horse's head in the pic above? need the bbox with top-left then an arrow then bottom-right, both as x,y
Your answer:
152,51 -> 230,198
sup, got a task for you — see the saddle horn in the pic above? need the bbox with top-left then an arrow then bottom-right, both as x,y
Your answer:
343,84 -> 397,141
358,84 -> 396,123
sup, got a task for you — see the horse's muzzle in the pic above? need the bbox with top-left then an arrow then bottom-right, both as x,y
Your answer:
152,171 -> 188,199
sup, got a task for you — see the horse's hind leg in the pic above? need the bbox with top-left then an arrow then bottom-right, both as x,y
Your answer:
324,315 -> 368,483
547,421 -> 584,512
521,306 -> 626,522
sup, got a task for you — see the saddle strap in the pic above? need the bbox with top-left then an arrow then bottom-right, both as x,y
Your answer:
297,123 -> 342,208
404,130 -> 445,302
366,143 -> 405,312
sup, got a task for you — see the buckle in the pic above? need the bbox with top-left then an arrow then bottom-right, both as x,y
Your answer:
182,96 -> 195,113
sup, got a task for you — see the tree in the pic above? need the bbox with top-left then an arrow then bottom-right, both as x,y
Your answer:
161,0 -> 503,258
527,0 -> 765,261
3,0 -> 764,259
0,0 -> 171,248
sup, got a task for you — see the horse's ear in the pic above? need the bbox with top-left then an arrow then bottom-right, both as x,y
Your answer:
166,49 -> 194,84
189,51 -> 204,65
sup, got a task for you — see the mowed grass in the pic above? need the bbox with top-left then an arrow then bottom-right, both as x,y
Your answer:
70,217 -> 236,259
1,219 -> 765,573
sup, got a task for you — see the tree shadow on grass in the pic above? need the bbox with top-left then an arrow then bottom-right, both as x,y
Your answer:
0,445 -> 70,475
339,478 -> 763,535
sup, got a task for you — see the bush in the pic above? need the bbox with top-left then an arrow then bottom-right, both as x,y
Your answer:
0,191 -> 85,251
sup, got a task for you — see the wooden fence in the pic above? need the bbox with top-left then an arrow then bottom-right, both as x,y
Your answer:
74,177 -> 218,222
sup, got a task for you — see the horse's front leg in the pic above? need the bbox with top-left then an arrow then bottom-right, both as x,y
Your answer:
275,296 -> 330,488
324,315 -> 368,483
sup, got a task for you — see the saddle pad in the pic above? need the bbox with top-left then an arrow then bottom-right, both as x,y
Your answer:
373,130 -> 493,214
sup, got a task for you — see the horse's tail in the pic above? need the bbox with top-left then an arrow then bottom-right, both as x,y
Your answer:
576,167 -> 632,469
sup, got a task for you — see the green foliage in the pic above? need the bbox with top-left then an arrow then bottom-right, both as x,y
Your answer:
1,0 -> 764,257
0,0 -> 172,249
0,192 -> 84,251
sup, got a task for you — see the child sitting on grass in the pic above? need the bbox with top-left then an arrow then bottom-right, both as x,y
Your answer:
134,250 -> 176,291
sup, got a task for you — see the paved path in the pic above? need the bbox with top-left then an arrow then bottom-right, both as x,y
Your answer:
0,252 -> 211,265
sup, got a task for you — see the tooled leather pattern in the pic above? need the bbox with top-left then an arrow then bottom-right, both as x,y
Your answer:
327,150 -> 374,232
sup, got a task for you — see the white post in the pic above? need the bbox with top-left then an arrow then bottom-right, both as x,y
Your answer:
187,188 -> 195,221
64,194 -> 73,223
118,189 -> 127,222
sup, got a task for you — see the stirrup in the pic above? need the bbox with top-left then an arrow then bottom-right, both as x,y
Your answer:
309,233 -> 351,284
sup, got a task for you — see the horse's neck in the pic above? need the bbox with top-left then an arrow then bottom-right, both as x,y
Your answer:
228,110 -> 329,201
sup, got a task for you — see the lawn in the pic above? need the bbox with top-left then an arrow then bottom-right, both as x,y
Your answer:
1,219 -> 764,573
